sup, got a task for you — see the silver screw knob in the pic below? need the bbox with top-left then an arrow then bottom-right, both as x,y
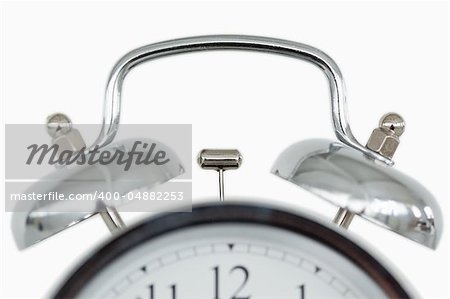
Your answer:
366,112 -> 405,159
46,113 -> 86,156
379,113 -> 405,137
46,113 -> 72,138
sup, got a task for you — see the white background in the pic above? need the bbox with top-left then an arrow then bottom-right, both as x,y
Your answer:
1,1 -> 449,298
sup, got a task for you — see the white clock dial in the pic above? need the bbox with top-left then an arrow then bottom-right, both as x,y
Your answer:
76,224 -> 384,299
56,205 -> 409,299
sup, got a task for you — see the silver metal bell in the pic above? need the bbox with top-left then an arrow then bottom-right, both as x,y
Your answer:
12,114 -> 184,249
272,124 -> 442,249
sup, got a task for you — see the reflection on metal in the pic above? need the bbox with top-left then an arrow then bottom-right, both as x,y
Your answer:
11,138 -> 184,250
366,113 -> 405,160
100,207 -> 126,233
272,139 -> 442,249
333,208 -> 355,229
334,113 -> 406,229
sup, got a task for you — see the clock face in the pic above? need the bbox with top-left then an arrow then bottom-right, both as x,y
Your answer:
55,204 -> 409,299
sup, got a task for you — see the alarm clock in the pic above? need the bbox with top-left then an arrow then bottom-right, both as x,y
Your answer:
11,35 -> 442,299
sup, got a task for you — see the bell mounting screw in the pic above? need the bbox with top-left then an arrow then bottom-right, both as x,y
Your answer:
47,113 -> 72,138
197,149 -> 242,202
333,112 -> 405,229
366,113 -> 405,159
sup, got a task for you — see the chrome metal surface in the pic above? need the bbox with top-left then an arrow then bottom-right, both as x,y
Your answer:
46,113 -> 72,138
197,149 -> 242,201
333,208 -> 355,229
366,113 -> 405,159
11,138 -> 184,249
91,35 -> 393,165
379,113 -> 405,136
271,138 -> 442,249
333,113 -> 406,228
218,169 -> 224,202
52,128 -> 86,158
197,149 -> 242,170
100,207 -> 126,233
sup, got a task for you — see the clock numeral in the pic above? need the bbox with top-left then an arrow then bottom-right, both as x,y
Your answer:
148,283 -> 177,299
170,284 -> 176,299
149,284 -> 153,298
213,266 -> 219,299
298,284 -> 305,299
212,265 -> 250,299
230,266 -> 249,299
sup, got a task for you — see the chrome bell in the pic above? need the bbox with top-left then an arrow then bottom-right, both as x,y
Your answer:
272,114 -> 442,249
12,114 -> 184,249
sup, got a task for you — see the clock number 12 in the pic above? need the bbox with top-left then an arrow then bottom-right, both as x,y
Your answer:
212,265 -> 250,299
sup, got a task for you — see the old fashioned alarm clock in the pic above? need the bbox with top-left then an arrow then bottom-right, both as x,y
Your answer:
11,35 -> 442,299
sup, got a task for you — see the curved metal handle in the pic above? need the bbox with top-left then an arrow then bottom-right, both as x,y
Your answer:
93,35 -> 392,165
